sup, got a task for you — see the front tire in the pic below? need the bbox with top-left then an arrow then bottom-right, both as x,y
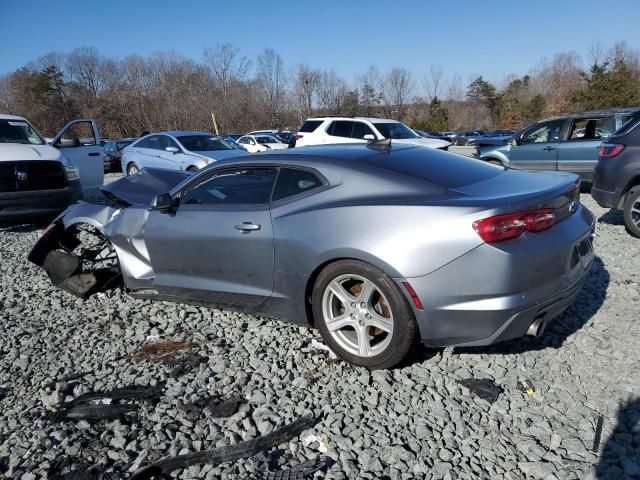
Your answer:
623,188 -> 640,238
312,260 -> 417,369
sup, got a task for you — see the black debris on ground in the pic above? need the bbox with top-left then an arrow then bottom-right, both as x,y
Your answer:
129,414 -> 318,480
166,352 -> 208,379
179,395 -> 246,419
457,378 -> 503,403
593,414 -> 604,452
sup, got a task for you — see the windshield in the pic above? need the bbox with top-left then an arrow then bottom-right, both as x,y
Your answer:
373,122 -> 420,139
0,119 -> 45,145
256,136 -> 280,144
177,135 -> 233,151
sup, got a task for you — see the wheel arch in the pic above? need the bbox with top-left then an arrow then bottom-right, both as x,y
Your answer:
618,176 -> 640,208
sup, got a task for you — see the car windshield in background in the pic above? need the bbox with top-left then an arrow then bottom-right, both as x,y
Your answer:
177,135 -> 233,151
363,147 -> 502,189
256,136 -> 279,144
373,122 -> 420,139
0,120 -> 45,145
116,140 -> 134,150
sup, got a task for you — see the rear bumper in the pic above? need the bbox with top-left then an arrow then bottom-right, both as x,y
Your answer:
398,205 -> 595,347
591,186 -> 619,209
0,181 -> 82,221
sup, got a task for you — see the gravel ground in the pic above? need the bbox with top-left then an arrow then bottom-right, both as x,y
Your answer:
0,194 -> 638,479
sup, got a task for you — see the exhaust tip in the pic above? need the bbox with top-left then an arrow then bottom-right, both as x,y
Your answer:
527,317 -> 547,337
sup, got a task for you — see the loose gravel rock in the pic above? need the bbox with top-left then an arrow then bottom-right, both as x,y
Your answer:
0,196 -> 638,479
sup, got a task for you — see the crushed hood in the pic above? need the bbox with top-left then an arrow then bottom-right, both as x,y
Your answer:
100,168 -> 190,205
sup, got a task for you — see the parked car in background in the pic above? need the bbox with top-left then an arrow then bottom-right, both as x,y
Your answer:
415,130 -> 451,142
222,136 -> 247,150
0,115 -> 101,220
453,131 -> 487,145
295,117 -> 450,149
237,134 -> 289,153
121,132 -> 246,176
29,143 -> 593,369
592,113 -> 640,237
103,138 -> 137,173
224,134 -> 243,141
477,108 -> 640,179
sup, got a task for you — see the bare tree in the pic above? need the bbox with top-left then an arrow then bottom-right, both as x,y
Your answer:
588,41 -> 607,67
256,49 -> 286,127
292,64 -> 318,122
423,65 -> 444,101
66,47 -> 111,99
202,43 -> 250,95
380,67 -> 414,120
316,69 -> 349,115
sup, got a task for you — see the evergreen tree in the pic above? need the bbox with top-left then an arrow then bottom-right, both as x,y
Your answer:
426,96 -> 449,131
574,59 -> 640,110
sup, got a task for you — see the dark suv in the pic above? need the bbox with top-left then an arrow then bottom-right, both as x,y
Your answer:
592,114 -> 640,237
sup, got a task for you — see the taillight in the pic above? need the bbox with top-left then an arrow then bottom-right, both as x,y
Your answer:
473,209 -> 555,243
599,144 -> 625,158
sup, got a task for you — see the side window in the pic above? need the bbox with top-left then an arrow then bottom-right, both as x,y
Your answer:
299,120 -> 323,132
521,120 -> 563,144
328,121 -> 354,138
272,168 -> 323,201
181,168 -> 277,206
161,136 -> 180,150
568,117 -> 614,141
351,122 -> 374,139
55,121 -> 96,148
136,135 -> 161,149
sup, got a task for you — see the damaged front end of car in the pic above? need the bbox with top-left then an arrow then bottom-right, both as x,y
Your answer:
27,215 -> 123,298
28,168 -> 191,298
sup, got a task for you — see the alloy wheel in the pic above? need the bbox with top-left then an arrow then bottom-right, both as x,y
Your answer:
321,274 -> 394,358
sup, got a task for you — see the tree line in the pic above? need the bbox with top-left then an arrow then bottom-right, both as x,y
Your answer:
0,41 -> 639,138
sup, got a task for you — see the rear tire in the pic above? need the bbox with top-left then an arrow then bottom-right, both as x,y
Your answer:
127,163 -> 139,176
623,188 -> 640,238
312,260 -> 418,369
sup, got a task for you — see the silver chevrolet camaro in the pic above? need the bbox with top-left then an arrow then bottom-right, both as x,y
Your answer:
28,142 -> 595,369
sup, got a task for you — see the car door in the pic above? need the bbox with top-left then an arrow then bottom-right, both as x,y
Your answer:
143,167 -> 277,307
325,120 -> 356,144
508,119 -> 564,171
153,135 -> 184,170
51,119 -> 103,196
556,116 -> 613,179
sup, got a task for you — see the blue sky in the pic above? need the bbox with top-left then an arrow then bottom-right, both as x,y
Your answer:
1,0 -> 639,85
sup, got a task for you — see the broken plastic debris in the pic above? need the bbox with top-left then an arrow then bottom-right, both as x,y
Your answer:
517,379 -> 536,396
592,415 -> 604,452
179,395 -> 245,418
310,339 -> 337,359
301,432 -> 330,453
129,414 -> 318,480
457,378 -> 503,403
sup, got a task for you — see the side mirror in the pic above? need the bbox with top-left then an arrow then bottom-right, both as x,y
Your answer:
363,134 -> 375,141
151,192 -> 173,213
165,146 -> 180,154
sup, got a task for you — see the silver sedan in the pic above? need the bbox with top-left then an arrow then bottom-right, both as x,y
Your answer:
29,143 -> 595,369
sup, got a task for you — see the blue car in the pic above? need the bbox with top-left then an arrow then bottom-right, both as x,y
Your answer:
476,108 -> 640,180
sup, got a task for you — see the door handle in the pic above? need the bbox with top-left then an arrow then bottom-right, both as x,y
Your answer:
234,222 -> 261,233
543,146 -> 556,151
88,152 -> 100,156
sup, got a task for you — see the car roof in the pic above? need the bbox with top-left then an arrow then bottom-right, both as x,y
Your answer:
305,116 -> 402,123
538,107 -> 640,123
161,131 -> 217,137
0,114 -> 27,121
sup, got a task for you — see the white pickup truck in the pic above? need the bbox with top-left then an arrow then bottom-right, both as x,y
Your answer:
0,115 -> 104,221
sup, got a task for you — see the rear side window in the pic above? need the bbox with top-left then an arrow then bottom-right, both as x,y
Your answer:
328,121 -> 353,138
299,120 -> 323,133
362,148 -> 502,188
272,168 -> 323,201
136,135 -> 161,149
352,122 -> 374,139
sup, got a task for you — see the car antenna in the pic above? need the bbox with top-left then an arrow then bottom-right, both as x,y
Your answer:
366,138 -> 392,152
